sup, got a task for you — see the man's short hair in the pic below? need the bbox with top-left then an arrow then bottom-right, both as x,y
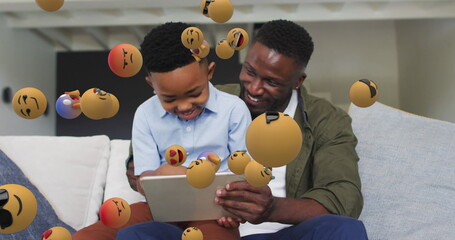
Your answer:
140,22 -> 198,73
254,19 -> 314,68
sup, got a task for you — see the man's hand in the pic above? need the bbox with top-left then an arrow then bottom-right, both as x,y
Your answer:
214,181 -> 275,224
215,181 -> 331,225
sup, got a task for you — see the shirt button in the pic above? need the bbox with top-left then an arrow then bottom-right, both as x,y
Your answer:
186,127 -> 191,132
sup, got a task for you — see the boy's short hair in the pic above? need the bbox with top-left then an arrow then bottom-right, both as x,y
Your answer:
141,22 -> 198,73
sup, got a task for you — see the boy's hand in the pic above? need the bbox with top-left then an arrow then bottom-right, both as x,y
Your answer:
137,164 -> 187,196
217,216 -> 245,228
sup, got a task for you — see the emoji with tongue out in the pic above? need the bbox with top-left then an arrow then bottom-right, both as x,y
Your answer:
227,28 -> 249,51
41,226 -> 72,240
164,145 -> 187,166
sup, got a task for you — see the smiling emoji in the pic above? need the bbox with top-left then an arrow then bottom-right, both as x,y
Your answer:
181,27 -> 205,50
244,160 -> 273,188
215,39 -> 235,60
228,150 -> 251,175
165,145 -> 187,166
182,226 -> 203,240
80,88 -> 114,120
12,87 -> 47,119
186,159 -> 216,189
99,197 -> 131,228
0,184 -> 37,234
207,0 -> 233,23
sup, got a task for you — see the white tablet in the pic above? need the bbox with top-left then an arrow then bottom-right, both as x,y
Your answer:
140,172 -> 245,222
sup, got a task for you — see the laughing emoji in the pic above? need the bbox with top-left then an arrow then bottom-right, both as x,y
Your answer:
226,28 -> 249,51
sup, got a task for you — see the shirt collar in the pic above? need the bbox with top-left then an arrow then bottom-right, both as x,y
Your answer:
204,82 -> 218,113
159,82 -> 218,118
283,89 -> 298,118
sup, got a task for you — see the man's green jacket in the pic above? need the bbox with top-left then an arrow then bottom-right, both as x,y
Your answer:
216,84 -> 363,218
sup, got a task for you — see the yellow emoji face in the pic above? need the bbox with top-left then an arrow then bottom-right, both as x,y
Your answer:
186,159 -> 216,188
12,87 -> 47,119
215,39 -> 235,60
182,226 -> 203,240
244,160 -> 273,188
41,226 -> 72,240
80,88 -> 114,120
349,79 -> 379,108
245,111 -> 302,168
181,27 -> 205,50
228,151 -> 251,175
105,93 -> 119,119
197,151 -> 221,171
0,184 -> 37,234
199,0 -> 211,17
99,197 -> 131,228
165,145 -> 187,166
35,0 -> 64,12
226,28 -> 249,51
207,0 -> 234,23
190,40 -> 210,59
108,43 -> 143,78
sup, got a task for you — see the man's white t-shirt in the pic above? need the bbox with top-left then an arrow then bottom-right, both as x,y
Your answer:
239,89 -> 298,237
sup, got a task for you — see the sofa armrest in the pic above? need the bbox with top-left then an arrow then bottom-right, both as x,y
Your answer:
0,135 -> 111,231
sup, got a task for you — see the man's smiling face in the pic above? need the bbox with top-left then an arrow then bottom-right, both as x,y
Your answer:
239,42 -> 305,119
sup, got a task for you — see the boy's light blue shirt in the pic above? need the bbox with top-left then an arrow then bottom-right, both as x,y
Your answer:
132,82 -> 252,176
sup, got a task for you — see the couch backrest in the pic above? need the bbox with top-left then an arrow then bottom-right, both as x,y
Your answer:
350,102 -> 455,239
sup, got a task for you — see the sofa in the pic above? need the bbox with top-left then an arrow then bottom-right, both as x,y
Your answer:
1,102 -> 454,239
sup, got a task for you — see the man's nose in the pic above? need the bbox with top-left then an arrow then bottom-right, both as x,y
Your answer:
248,78 -> 264,96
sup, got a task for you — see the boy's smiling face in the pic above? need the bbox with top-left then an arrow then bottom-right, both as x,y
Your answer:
147,61 -> 215,120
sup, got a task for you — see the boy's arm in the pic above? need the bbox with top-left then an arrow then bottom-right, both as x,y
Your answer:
227,100 -> 252,154
131,106 -> 161,177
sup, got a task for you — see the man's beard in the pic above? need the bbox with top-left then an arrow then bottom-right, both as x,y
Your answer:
239,84 -> 289,120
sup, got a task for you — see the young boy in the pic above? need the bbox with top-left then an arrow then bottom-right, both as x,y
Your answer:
130,22 -> 250,239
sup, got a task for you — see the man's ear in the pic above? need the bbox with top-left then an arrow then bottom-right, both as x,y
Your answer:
295,73 -> 306,89
207,61 -> 216,82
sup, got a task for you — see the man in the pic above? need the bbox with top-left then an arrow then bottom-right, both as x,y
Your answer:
213,19 -> 367,239
121,19 -> 367,240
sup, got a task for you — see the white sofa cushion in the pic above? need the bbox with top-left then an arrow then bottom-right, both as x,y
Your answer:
350,102 -> 455,240
0,135 -> 110,231
104,139 -> 145,204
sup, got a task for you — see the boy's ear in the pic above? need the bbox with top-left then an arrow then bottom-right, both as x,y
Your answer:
207,61 -> 216,82
145,75 -> 154,88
